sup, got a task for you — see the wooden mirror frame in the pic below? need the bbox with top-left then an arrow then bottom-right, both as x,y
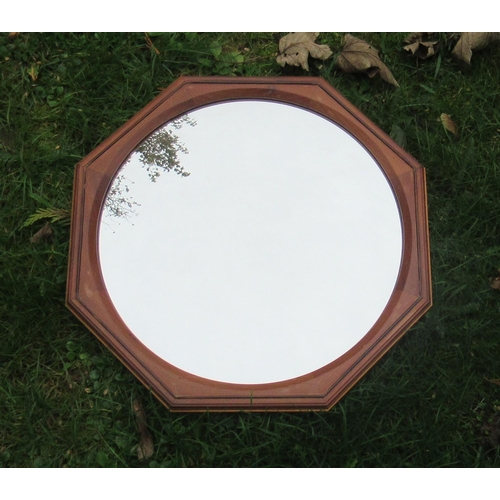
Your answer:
67,76 -> 431,411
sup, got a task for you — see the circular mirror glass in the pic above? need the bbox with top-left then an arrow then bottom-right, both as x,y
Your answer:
99,101 -> 402,384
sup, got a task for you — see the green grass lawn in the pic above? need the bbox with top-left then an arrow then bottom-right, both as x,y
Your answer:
1,32 -> 500,467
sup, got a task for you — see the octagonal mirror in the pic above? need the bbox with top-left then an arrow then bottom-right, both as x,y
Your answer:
67,77 -> 431,411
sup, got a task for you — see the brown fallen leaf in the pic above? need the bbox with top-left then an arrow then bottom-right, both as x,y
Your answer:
452,32 -> 500,66
486,378 -> 500,386
439,113 -> 459,137
28,65 -> 39,82
276,32 -> 332,71
132,399 -> 154,461
404,32 -> 439,59
337,34 -> 399,87
490,269 -> 500,290
30,222 -> 53,243
137,432 -> 154,461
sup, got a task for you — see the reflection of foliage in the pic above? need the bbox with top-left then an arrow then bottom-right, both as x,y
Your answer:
104,173 -> 140,220
104,114 -> 196,220
136,115 -> 196,182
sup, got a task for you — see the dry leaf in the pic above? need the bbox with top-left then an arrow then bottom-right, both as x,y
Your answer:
137,430 -> 154,461
337,34 -> 399,87
486,378 -> 500,386
28,65 -> 39,82
404,32 -> 439,59
30,222 -> 53,243
439,113 -> 459,136
490,269 -> 500,290
8,32 -> 20,38
276,32 -> 332,71
491,277 -> 500,290
452,32 -> 500,66
133,399 -> 154,461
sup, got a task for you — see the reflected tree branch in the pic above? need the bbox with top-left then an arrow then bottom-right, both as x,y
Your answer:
137,115 -> 196,182
104,173 -> 140,220
104,114 -> 196,220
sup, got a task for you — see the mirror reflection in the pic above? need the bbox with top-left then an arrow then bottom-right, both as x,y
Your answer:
99,101 -> 402,384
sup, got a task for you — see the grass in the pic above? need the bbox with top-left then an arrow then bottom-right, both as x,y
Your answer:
1,32 -> 500,467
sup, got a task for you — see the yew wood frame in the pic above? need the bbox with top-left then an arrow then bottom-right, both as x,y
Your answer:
67,76 -> 432,411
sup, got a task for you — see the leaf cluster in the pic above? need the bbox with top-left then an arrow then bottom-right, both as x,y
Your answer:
277,32 -> 500,87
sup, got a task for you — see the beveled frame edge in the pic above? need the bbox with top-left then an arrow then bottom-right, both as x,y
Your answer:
67,76 -> 432,412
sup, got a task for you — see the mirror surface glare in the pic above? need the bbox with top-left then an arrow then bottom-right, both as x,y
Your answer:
99,101 -> 403,384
